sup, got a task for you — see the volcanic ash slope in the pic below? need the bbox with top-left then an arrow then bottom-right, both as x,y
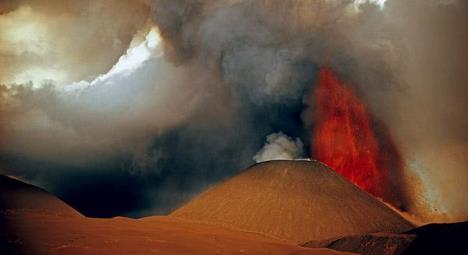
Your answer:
0,174 -> 351,255
0,174 -> 81,217
171,160 -> 414,243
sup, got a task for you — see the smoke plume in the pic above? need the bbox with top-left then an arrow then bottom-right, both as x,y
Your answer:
253,132 -> 304,163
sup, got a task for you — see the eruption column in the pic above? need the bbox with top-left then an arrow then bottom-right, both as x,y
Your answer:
312,66 -> 390,200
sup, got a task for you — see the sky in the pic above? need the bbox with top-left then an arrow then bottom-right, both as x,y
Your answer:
0,0 -> 467,221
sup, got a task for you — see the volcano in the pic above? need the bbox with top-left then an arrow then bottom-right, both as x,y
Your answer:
2,164 -> 466,255
171,160 -> 413,243
0,173 -> 346,255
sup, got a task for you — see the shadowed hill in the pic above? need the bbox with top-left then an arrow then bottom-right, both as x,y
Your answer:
302,221 -> 468,255
0,174 -> 81,217
171,160 -> 413,243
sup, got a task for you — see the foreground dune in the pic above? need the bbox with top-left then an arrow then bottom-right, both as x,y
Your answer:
1,211 -> 355,255
0,174 -> 353,255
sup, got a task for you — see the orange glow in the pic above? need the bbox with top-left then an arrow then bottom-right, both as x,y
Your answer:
312,66 -> 389,199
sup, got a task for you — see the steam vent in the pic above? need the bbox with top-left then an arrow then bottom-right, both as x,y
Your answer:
171,160 -> 414,243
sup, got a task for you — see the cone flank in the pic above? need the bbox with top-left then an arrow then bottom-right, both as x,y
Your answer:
171,160 -> 413,243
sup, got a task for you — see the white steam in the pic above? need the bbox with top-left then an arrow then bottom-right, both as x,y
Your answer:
354,0 -> 387,9
254,132 -> 304,163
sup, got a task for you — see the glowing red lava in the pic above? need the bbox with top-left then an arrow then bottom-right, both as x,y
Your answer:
312,66 -> 390,199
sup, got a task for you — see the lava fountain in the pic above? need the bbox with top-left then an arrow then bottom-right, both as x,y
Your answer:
311,66 -> 405,207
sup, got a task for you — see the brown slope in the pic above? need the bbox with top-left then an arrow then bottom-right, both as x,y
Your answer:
0,174 -> 354,255
3,213 -> 356,255
0,174 -> 81,217
303,233 -> 416,255
0,174 -> 81,255
171,160 -> 414,243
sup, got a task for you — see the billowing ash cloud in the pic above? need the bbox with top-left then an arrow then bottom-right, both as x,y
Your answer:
0,0 -> 149,86
150,0 -> 468,222
1,28 -> 214,164
254,132 -> 304,163
0,0 -> 467,221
